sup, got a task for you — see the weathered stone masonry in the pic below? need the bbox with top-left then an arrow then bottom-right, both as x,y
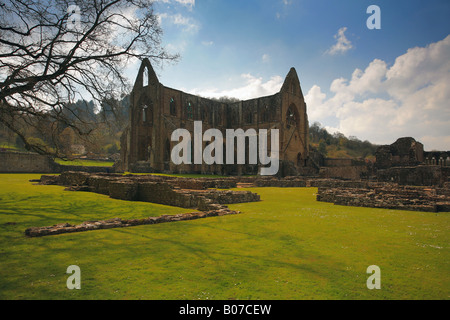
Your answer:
316,182 -> 450,213
27,171 -> 450,237
26,172 -> 261,237
118,58 -> 313,176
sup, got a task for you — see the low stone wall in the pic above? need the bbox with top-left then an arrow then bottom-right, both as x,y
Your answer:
0,151 -> 57,173
307,179 -> 370,188
317,183 -> 450,212
0,151 -> 115,173
25,209 -> 239,238
319,165 -> 368,180
38,172 -> 261,211
29,172 -> 261,237
253,178 -> 307,187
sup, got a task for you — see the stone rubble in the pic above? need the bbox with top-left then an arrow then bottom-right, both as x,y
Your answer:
27,172 -> 449,237
316,183 -> 450,212
25,209 -> 238,237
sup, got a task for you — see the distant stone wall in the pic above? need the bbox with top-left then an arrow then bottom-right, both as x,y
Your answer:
376,165 -> 450,187
319,166 -> 368,180
0,152 -> 57,173
323,158 -> 365,167
253,177 -> 306,187
57,165 -> 114,174
0,151 -> 115,173
375,137 -> 424,169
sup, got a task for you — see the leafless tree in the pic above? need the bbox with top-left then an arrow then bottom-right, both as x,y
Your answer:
0,0 -> 178,156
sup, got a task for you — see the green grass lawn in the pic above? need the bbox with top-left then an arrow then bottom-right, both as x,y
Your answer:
0,174 -> 448,300
55,158 -> 114,167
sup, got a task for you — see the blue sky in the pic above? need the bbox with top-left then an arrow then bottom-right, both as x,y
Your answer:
141,0 -> 450,150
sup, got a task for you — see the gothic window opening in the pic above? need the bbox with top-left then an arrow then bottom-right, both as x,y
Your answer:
170,98 -> 176,116
143,67 -> 149,87
186,102 -> 193,120
142,105 -> 148,123
142,104 -> 153,125
297,152 -> 302,166
286,106 -> 297,128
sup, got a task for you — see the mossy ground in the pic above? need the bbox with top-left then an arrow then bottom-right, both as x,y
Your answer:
0,174 -> 448,299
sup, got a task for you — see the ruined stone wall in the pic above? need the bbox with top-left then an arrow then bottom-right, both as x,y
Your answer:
316,183 -> 450,212
39,172 -> 260,212
121,59 -> 311,176
375,137 -> 424,169
376,165 -> 450,187
319,165 -> 368,180
0,152 -> 57,173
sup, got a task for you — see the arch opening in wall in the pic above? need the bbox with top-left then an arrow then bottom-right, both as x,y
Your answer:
141,103 -> 153,125
143,67 -> 149,87
185,102 -> 194,120
170,98 -> 176,116
297,152 -> 302,166
286,104 -> 299,128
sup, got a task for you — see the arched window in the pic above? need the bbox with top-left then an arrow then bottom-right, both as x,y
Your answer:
286,106 -> 297,127
186,102 -> 193,119
297,152 -> 302,166
142,105 -> 148,123
142,104 -> 153,125
143,67 -> 149,87
170,98 -> 176,116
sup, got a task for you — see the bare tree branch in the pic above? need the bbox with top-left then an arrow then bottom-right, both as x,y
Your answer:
0,0 -> 178,157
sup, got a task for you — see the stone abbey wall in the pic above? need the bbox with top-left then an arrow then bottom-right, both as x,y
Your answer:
119,59 -> 311,176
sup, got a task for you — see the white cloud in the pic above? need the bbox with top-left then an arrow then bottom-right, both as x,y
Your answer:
157,0 -> 195,10
326,27 -> 353,56
190,73 -> 284,101
306,35 -> 450,150
262,53 -> 270,63
158,13 -> 199,33
201,40 -> 214,46
175,0 -> 195,8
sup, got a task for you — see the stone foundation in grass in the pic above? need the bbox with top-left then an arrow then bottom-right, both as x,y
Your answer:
316,183 -> 450,212
25,209 -> 239,237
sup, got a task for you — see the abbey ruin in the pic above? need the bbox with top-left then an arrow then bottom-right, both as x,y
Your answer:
25,61 -> 449,237
117,59 -> 312,176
